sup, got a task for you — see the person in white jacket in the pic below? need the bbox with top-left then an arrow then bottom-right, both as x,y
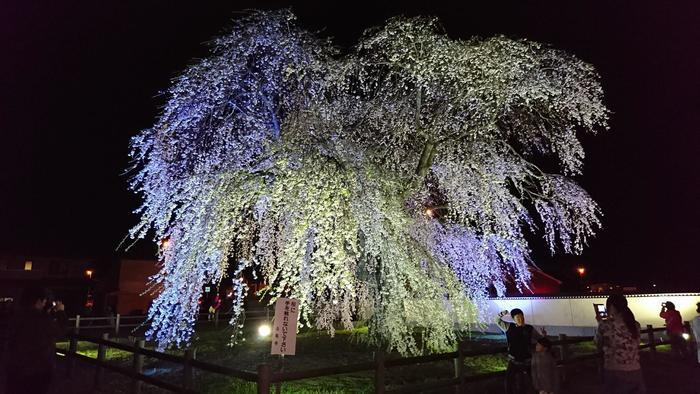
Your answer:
691,302 -> 700,364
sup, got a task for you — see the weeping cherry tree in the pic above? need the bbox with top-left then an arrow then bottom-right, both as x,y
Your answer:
128,10 -> 608,354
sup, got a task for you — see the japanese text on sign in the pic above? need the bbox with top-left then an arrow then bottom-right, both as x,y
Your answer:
271,298 -> 299,355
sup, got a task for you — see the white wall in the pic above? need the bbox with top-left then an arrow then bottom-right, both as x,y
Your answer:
482,293 -> 700,336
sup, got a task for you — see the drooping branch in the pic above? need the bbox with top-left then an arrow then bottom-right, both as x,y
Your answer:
128,10 -> 608,354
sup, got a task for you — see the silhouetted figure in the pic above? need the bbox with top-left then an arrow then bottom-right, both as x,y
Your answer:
531,337 -> 560,394
208,294 -> 221,321
690,302 -> 700,364
497,308 -> 544,394
659,301 -> 687,359
4,287 -> 67,394
595,294 -> 646,394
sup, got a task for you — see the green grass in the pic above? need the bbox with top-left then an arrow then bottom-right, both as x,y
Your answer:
56,340 -> 134,361
61,327 -> 587,393
463,354 -> 508,374
568,339 -> 598,355
196,373 -> 372,394
60,327 -> 685,393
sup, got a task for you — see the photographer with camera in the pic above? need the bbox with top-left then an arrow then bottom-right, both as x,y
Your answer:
3,287 -> 68,394
659,301 -> 688,359
595,294 -> 645,393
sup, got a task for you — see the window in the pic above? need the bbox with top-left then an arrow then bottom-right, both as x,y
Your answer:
24,260 -> 33,271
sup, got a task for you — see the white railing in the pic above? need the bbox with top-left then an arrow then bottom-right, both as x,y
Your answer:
68,308 -> 271,334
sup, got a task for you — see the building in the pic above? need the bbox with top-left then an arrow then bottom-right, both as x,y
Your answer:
106,259 -> 159,315
505,266 -> 563,295
0,254 -> 163,316
588,282 -> 639,294
0,254 -> 110,315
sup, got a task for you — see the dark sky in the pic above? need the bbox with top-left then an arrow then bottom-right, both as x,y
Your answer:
1,1 -> 698,289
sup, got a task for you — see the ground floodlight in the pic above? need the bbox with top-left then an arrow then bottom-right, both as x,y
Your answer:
258,324 -> 271,338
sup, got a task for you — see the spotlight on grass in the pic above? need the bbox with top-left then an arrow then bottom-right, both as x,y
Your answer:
258,323 -> 271,338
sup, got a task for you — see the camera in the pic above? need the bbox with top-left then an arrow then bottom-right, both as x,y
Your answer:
593,303 -> 607,319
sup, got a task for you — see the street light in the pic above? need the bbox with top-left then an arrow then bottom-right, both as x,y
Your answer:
85,269 -> 94,279
576,266 -> 586,277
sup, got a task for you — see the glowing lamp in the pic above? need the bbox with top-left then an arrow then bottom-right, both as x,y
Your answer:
258,324 -> 271,338
682,333 -> 690,341
576,267 -> 586,276
424,208 -> 434,218
85,269 -> 94,279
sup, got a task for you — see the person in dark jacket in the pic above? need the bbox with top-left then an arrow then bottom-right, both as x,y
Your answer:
4,287 -> 67,394
497,308 -> 545,394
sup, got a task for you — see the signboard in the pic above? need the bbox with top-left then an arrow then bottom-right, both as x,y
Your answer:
270,298 -> 299,355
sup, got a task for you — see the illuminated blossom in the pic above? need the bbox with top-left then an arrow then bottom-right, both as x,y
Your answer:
129,10 -> 607,353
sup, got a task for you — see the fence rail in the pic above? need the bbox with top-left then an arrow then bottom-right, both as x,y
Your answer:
67,309 -> 271,334
58,322 -> 695,394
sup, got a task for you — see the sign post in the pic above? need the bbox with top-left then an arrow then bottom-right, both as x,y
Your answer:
271,298 -> 299,356
270,298 -> 299,393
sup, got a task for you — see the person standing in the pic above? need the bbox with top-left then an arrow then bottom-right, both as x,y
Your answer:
690,302 -> 700,365
595,294 -> 646,394
531,337 -> 560,394
497,308 -> 544,394
208,294 -> 222,321
659,301 -> 687,359
4,287 -> 67,394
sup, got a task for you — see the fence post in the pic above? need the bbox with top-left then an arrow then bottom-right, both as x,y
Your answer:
131,339 -> 145,394
75,314 -> 81,334
646,324 -> 656,358
94,333 -> 109,388
454,340 -> 465,394
558,334 -> 568,383
67,328 -> 78,377
115,314 -> 121,336
183,348 -> 196,390
374,350 -> 386,394
257,363 -> 271,394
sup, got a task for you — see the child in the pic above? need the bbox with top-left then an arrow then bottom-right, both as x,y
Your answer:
531,337 -> 560,394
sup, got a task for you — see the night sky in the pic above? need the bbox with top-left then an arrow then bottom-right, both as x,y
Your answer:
1,1 -> 698,289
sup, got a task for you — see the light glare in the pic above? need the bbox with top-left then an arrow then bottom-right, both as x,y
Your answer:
258,324 -> 271,338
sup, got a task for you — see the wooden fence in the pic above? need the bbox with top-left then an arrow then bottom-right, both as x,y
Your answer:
57,322 -> 694,394
67,309 -> 271,335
